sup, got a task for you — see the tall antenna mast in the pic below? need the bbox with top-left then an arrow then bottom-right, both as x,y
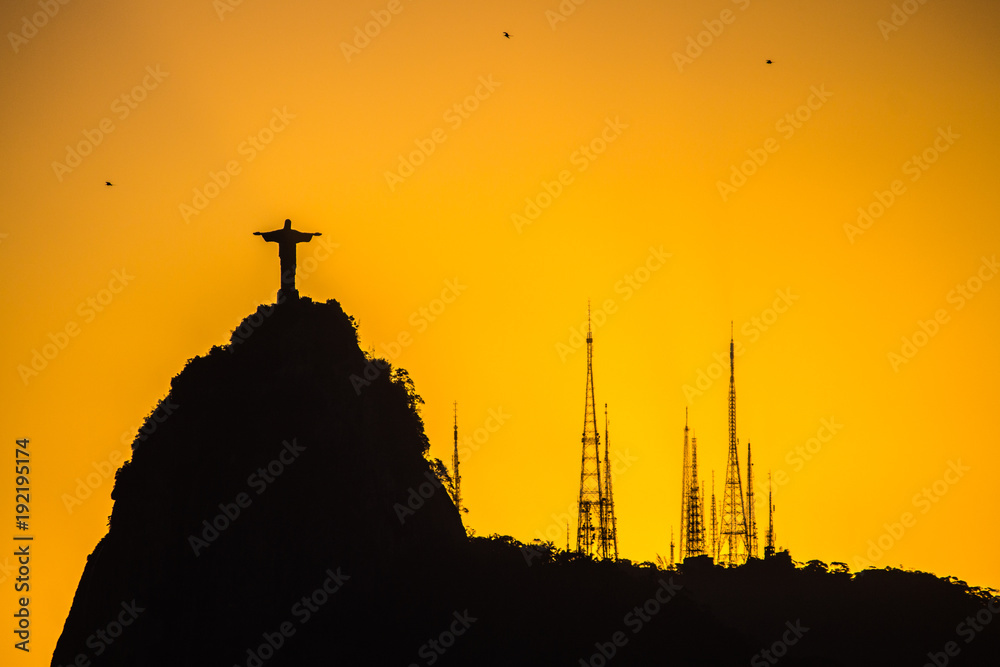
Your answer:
603,403 -> 619,561
720,323 -> 748,566
710,471 -> 718,561
684,434 -> 705,557
747,441 -> 757,559
452,401 -> 461,515
576,301 -> 607,557
701,485 -> 707,554
764,471 -> 776,558
679,409 -> 690,561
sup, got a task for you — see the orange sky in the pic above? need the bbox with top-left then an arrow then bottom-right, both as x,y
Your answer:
1,0 -> 998,662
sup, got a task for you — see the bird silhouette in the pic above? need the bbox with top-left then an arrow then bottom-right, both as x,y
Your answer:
503,32 -> 510,38
765,59 -> 773,64
105,181 -> 114,186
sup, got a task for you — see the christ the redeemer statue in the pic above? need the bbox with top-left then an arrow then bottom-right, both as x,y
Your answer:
254,219 -> 322,301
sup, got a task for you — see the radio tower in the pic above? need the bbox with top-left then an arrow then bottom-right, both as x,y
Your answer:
746,441 -> 757,559
720,324 -> 748,566
602,404 -> 619,561
710,471 -> 719,561
679,409 -> 691,560
701,485 -> 707,551
764,472 -> 776,558
452,401 -> 461,515
576,303 -> 607,558
684,435 -> 706,557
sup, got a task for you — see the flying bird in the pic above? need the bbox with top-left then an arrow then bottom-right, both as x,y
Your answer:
765,59 -> 773,64
105,181 -> 114,186
503,32 -> 510,38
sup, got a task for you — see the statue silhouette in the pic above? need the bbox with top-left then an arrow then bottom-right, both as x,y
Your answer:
254,219 -> 322,301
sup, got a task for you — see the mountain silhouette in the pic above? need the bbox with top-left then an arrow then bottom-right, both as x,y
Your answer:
52,298 -> 999,666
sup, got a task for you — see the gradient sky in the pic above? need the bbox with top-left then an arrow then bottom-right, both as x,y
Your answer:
2,0 -> 998,661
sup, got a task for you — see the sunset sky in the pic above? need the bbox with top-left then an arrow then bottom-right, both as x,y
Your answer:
2,0 -> 998,661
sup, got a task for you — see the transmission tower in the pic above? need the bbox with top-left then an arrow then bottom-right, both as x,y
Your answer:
746,441 -> 757,559
684,435 -> 706,557
764,471 -> 776,558
701,485 -> 707,552
576,303 -> 607,557
669,527 -> 675,566
602,404 -> 619,561
452,401 -> 461,515
710,471 -> 719,561
720,324 -> 748,566
679,409 -> 691,561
